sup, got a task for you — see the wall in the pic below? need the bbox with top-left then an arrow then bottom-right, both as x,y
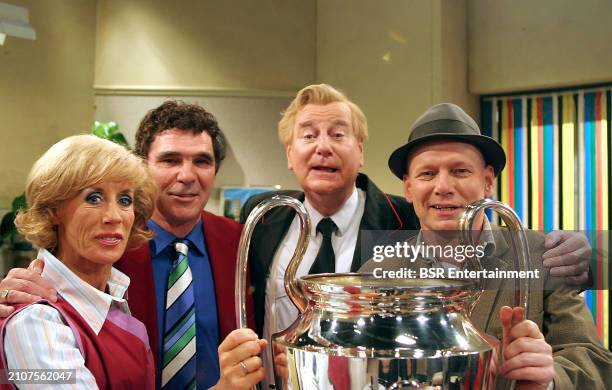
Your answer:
434,0 -> 478,118
316,0 -> 476,195
468,0 -> 612,94
95,0 -> 316,92
0,0 -> 96,208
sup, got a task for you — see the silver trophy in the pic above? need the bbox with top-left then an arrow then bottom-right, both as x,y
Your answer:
235,196 -> 530,389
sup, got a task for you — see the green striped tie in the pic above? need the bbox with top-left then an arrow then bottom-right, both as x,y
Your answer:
161,240 -> 197,389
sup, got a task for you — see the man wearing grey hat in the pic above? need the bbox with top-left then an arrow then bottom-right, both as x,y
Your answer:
362,102 -> 611,389
388,102 -> 506,178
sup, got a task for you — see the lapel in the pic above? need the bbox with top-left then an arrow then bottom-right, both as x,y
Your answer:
470,228 -> 514,333
201,211 -> 227,335
351,174 -> 405,270
202,211 -> 224,271
201,211 -> 247,339
115,243 -> 159,367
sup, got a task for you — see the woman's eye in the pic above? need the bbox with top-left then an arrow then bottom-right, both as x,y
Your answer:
303,133 -> 315,140
118,195 -> 133,207
85,192 -> 103,204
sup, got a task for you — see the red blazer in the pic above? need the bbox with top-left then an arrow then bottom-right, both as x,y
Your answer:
114,211 -> 255,367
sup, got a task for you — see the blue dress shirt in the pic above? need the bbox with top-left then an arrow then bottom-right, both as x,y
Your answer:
148,219 -> 220,389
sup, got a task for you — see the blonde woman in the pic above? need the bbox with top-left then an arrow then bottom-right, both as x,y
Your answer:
0,135 -> 157,388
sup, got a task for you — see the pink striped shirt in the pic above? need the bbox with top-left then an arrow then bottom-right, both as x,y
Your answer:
3,249 -> 131,389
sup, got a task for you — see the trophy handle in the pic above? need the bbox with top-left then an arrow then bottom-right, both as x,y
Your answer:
235,195 -> 311,329
459,199 -> 532,390
458,199 -> 530,314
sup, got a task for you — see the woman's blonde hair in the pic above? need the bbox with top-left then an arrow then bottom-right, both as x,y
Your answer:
15,134 -> 157,250
278,84 -> 369,145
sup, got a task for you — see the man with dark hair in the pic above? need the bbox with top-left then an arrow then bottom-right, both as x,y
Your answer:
134,100 -> 226,172
118,100 -> 264,389
0,100 -> 265,390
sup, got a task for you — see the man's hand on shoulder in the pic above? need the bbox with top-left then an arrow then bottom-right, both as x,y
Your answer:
543,231 -> 590,286
0,259 -> 57,317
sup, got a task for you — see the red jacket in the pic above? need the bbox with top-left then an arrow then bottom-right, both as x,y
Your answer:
114,211 -> 255,367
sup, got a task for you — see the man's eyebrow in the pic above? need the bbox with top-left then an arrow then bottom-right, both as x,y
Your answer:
154,151 -> 214,160
449,160 -> 477,168
297,119 -> 349,128
297,120 -> 314,128
154,151 -> 180,160
411,163 -> 433,171
194,152 -> 214,161
332,119 -> 350,126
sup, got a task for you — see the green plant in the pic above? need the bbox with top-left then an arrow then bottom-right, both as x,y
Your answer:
0,193 -> 32,250
91,121 -> 130,149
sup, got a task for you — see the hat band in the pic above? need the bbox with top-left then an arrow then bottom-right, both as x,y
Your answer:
409,119 -> 480,141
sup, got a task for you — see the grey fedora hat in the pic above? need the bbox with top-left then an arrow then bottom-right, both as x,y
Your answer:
388,103 -> 506,179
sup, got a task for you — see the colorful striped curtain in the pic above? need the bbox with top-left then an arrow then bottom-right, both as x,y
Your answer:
481,86 -> 611,349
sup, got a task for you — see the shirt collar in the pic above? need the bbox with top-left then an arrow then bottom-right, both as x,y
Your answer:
304,186 -> 358,237
39,249 -> 130,335
147,218 -> 205,256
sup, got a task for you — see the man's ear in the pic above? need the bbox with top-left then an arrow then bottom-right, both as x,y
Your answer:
358,141 -> 364,167
285,144 -> 293,171
403,175 -> 413,203
484,165 -> 495,197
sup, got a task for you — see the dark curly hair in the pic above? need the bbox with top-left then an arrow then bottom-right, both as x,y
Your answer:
134,100 -> 226,172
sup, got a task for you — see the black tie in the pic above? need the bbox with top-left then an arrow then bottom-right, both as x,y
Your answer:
309,217 -> 337,274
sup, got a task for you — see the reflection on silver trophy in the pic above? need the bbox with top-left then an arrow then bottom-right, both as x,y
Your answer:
235,196 -> 530,389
